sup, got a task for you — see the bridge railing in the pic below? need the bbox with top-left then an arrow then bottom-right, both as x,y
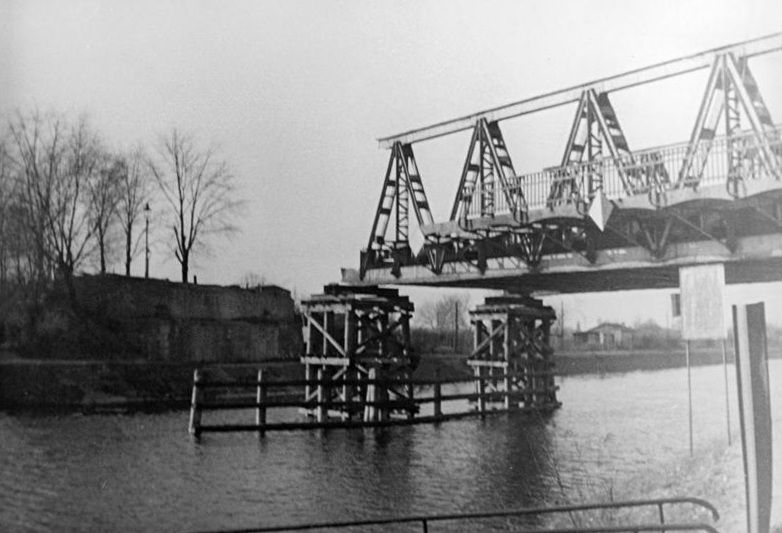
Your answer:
193,496 -> 720,533
466,126 -> 782,219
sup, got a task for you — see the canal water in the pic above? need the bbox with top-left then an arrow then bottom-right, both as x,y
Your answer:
2,361 -> 781,532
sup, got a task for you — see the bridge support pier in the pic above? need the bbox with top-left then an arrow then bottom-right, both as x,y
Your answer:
467,295 -> 561,412
300,285 -> 418,422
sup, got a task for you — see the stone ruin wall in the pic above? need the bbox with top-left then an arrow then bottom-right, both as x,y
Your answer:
74,275 -> 302,362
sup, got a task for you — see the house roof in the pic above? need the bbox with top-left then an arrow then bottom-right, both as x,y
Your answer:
582,322 -> 635,333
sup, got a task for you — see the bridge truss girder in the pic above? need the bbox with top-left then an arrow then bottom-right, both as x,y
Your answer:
352,191 -> 782,292
359,35 -> 782,285
363,142 -> 434,278
409,218 -> 599,277
450,118 -> 527,223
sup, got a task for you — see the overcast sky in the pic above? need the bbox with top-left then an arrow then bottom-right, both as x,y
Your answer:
3,0 -> 782,328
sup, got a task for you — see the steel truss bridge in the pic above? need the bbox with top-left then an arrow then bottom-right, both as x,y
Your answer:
346,33 -> 782,293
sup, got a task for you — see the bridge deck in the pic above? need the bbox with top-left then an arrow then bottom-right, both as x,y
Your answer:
347,235 -> 782,293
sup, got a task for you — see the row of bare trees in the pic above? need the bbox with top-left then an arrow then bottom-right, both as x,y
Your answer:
414,294 -> 471,353
0,109 -> 241,315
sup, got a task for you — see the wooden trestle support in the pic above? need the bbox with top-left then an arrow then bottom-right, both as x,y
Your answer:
467,295 -> 561,412
300,285 -> 418,422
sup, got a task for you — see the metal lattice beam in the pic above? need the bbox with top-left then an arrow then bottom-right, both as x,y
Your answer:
450,119 -> 525,223
366,142 -> 434,251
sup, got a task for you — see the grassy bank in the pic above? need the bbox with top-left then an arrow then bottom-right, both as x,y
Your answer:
556,346 -> 733,375
0,346 -> 755,409
0,358 -> 301,410
538,438 -> 747,532
415,347 -> 736,381
633,442 -> 746,532
619,440 -> 744,532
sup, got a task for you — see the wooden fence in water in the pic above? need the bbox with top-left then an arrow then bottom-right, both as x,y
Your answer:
188,369 -> 560,436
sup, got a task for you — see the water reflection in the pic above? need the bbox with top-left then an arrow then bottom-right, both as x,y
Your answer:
1,362 -> 778,532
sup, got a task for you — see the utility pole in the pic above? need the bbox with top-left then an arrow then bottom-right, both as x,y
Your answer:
454,300 -> 459,353
144,202 -> 151,279
560,301 -> 565,349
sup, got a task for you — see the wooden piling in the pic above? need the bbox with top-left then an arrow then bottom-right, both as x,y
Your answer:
523,364 -> 533,408
256,369 -> 266,437
378,381 -> 388,422
299,286 -> 416,424
187,371 -> 569,434
316,367 -> 326,423
340,369 -> 350,421
433,381 -> 442,419
304,363 -> 312,402
189,368 -> 202,436
504,372 -> 514,410
365,367 -> 377,422
322,312 -> 330,356
503,321 -> 514,410
467,296 -> 558,412
477,370 -> 486,415
406,380 -> 415,420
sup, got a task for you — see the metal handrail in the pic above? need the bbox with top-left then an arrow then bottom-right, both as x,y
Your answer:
466,124 -> 782,218
193,496 -> 719,533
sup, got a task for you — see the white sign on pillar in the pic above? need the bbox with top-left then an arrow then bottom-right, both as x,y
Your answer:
679,263 -> 726,340
678,263 -> 727,457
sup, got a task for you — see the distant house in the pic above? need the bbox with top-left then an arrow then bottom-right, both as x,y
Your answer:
573,323 -> 635,350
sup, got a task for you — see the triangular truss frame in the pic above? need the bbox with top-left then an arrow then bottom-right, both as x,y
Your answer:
677,52 -> 781,192
366,142 -> 434,253
551,89 -> 670,206
450,119 -> 527,223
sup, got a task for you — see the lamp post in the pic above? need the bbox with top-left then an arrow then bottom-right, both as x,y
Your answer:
144,202 -> 150,279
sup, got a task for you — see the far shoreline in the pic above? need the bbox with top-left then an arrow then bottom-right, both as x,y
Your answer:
2,346 -> 767,412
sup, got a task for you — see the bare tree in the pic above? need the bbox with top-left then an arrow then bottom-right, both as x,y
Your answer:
0,129 -> 34,293
412,293 -> 471,353
417,293 -> 470,331
8,110 -> 64,288
3,197 -> 35,289
0,136 -> 12,291
89,155 -> 122,274
9,111 -> 101,303
116,148 -> 151,276
55,116 -> 102,281
238,271 -> 266,289
148,129 -> 240,283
